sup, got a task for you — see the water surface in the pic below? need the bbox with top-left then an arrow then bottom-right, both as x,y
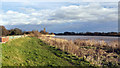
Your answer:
54,35 -> 119,42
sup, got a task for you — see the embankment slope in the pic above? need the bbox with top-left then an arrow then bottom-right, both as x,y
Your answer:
2,37 -> 71,66
2,37 -> 93,67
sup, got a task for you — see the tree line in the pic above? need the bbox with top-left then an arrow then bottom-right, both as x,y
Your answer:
55,32 -> 120,37
0,26 -> 53,36
0,26 -> 23,36
1,26 -> 120,36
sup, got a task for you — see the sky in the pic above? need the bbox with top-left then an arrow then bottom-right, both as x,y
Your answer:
0,0 -> 119,33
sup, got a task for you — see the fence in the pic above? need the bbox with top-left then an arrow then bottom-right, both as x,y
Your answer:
0,35 -> 28,43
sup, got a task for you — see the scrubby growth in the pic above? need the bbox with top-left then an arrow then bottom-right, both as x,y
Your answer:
39,36 -> 120,67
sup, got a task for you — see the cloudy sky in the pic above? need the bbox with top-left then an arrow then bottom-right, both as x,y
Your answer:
0,0 -> 118,33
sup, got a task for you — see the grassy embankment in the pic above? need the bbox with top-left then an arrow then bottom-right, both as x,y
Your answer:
2,37 -> 94,67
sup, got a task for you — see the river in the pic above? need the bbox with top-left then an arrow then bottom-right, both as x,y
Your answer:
54,35 -> 119,43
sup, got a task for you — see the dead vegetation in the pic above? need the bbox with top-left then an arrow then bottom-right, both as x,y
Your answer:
39,36 -> 120,66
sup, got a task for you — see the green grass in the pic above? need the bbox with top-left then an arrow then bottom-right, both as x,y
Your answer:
2,37 -> 95,67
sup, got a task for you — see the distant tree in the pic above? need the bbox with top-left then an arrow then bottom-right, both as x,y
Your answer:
50,32 -> 55,35
10,30 -> 15,35
71,32 -> 75,35
86,32 -> 92,35
0,26 -> 1,36
94,32 -> 100,36
0,26 -> 9,36
9,28 -> 22,35
64,32 -> 71,35
14,28 -> 22,35
23,31 -> 32,34
118,32 -> 120,36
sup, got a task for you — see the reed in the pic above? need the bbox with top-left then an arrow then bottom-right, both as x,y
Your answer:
39,36 -> 120,66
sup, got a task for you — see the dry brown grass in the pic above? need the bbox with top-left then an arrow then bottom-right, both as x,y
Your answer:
38,36 -> 120,66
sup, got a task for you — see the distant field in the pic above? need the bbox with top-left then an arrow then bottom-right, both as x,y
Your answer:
2,37 -> 93,67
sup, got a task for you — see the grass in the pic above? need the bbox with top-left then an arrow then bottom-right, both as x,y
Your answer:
45,46 -> 93,67
2,37 -> 94,67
